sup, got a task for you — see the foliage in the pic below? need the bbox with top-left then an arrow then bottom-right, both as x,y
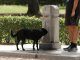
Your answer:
59,18 -> 80,45
0,0 -> 27,5
0,0 -> 64,5
0,16 -> 80,45
59,18 -> 70,45
0,16 -> 42,44
39,0 -> 64,5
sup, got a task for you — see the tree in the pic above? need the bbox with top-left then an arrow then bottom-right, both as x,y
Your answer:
27,0 -> 42,17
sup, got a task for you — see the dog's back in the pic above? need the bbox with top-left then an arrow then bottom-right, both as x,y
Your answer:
11,28 -> 48,40
18,28 -> 46,40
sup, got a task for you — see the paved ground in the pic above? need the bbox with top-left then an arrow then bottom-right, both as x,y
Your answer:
0,44 -> 80,60
0,44 -> 48,60
0,56 -> 41,60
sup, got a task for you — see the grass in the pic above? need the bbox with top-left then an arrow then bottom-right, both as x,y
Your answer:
59,6 -> 65,14
0,5 -> 27,13
0,5 -> 65,14
59,9 -> 65,14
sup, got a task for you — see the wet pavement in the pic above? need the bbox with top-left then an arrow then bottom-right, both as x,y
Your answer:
0,44 -> 80,60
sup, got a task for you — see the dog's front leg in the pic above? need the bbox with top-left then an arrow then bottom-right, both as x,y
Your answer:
16,40 -> 19,50
33,41 -> 35,51
21,40 -> 25,51
36,40 -> 39,51
16,44 -> 19,50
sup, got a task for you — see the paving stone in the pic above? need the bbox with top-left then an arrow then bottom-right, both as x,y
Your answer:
0,44 -> 80,60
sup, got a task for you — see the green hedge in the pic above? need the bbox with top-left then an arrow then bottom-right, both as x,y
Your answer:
0,16 -> 80,45
59,18 -> 80,45
59,18 -> 69,45
0,16 -> 42,44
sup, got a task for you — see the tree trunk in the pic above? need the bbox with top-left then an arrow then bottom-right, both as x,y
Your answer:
27,0 -> 42,17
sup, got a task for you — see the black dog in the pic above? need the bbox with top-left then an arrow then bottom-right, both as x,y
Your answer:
11,28 -> 48,51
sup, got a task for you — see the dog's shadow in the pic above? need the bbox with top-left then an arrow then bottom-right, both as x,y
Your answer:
25,47 -> 39,53
14,48 -> 39,53
25,50 -> 39,53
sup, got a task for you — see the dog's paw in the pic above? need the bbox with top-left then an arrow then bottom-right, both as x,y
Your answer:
33,48 -> 35,51
17,48 -> 19,50
23,49 -> 25,51
37,49 -> 39,51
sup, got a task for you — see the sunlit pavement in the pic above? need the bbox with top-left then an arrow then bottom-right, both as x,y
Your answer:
0,44 -> 80,60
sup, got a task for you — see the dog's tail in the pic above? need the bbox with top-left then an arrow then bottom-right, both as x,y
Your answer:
11,30 -> 17,37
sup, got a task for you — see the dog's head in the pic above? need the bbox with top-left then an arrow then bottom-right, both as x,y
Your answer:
41,28 -> 48,36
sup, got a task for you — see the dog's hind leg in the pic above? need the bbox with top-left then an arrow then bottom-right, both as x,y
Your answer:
21,39 -> 25,51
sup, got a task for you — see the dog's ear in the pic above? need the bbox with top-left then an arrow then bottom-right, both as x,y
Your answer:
41,28 -> 48,35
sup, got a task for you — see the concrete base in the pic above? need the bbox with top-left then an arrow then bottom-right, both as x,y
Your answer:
39,43 -> 61,50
